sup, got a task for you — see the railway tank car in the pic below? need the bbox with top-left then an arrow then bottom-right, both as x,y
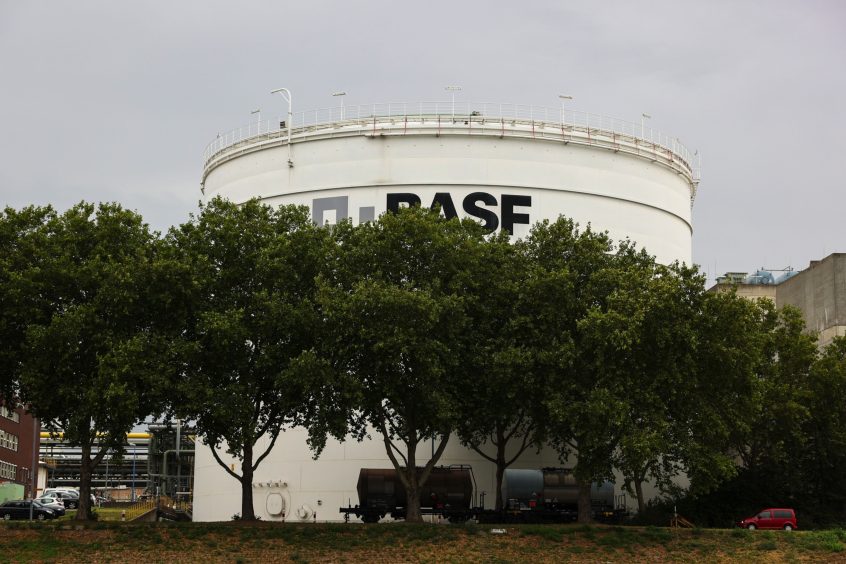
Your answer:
341,466 -> 625,523
500,468 -> 621,522
350,466 -> 474,523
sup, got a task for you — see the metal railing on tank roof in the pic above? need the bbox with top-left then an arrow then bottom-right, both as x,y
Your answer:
203,101 -> 699,179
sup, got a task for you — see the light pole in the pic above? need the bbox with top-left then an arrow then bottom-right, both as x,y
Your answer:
445,85 -> 462,119
332,91 -> 346,120
251,108 -> 261,135
271,87 -> 293,167
131,442 -> 137,502
641,113 -> 651,140
29,415 -> 38,520
559,95 -> 573,125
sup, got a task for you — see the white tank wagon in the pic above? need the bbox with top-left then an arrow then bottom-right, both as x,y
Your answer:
201,101 -> 699,264
192,102 -> 699,522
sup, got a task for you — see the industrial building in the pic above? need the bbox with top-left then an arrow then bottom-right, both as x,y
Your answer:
194,99 -> 699,521
39,422 -> 194,502
711,253 -> 846,347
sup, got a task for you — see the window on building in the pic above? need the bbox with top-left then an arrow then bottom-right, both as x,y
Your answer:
0,429 -> 19,451
0,461 -> 16,480
0,405 -> 20,422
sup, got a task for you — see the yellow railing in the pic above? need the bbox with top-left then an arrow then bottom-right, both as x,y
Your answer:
122,499 -> 157,521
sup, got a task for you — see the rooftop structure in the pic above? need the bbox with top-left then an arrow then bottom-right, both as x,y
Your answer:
711,253 -> 846,347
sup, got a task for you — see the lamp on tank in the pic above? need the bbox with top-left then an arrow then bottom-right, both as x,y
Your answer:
558,94 -> 573,125
332,91 -> 347,120
445,85 -> 462,119
251,108 -> 261,135
641,113 -> 651,140
271,87 -> 293,167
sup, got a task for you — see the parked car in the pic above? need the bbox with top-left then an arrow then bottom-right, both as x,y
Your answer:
737,508 -> 798,530
46,490 -> 79,509
0,500 -> 58,520
43,487 -> 77,497
35,496 -> 67,517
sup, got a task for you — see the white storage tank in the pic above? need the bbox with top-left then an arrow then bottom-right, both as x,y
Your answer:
193,101 -> 699,521
202,101 -> 698,264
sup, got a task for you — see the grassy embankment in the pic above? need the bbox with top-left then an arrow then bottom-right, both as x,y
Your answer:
1,521 -> 845,563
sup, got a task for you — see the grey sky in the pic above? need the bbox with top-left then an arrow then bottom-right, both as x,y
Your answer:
1,0 -> 844,283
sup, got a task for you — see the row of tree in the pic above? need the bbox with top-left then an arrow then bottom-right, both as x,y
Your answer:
2,199 -> 845,524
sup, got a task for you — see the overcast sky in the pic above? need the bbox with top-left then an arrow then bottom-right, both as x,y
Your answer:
1,1 -> 844,283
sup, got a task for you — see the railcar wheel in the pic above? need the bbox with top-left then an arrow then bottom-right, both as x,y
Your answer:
361,514 -> 380,524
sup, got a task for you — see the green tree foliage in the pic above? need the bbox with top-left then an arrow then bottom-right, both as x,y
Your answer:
672,290 -> 760,497
454,231 -> 542,511
657,298 -> 824,527
581,261 -> 707,512
14,202 -> 171,520
729,302 -> 817,477
167,198 -> 336,521
802,336 -> 846,522
518,218 -> 625,523
0,206 -> 54,404
317,207 -> 486,522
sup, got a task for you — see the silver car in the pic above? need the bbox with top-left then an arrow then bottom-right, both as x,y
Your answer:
35,496 -> 66,516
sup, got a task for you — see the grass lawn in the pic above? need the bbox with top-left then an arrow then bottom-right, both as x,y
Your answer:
0,521 -> 844,563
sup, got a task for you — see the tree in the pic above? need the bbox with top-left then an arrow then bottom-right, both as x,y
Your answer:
802,336 -> 846,522
518,217 -> 626,523
679,289 -> 763,496
0,205 -> 54,404
454,231 -> 542,511
730,302 -> 817,476
317,207 -> 486,522
577,259 -> 736,512
16,202 -> 171,520
168,198 -> 335,520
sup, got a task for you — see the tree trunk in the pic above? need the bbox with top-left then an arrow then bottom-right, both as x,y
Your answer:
577,478 -> 592,524
403,440 -> 423,523
76,442 -> 93,521
405,481 -> 423,522
494,427 -> 507,511
240,445 -> 256,520
635,479 -> 645,514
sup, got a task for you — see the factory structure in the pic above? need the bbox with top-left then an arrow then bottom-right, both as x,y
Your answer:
711,253 -> 846,348
194,99 -> 700,521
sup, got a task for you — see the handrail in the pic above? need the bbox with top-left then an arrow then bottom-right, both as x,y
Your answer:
120,498 -> 156,521
202,101 -> 700,182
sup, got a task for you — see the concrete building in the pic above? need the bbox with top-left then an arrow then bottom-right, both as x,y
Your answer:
711,253 -> 846,348
0,403 -> 39,502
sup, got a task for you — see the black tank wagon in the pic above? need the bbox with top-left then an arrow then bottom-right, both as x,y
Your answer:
341,466 -> 626,524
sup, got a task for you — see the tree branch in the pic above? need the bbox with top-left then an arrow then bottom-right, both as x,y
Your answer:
379,420 -> 410,489
419,434 -> 450,485
209,443 -> 244,482
470,444 -> 497,465
252,430 -> 283,471
505,430 -> 534,467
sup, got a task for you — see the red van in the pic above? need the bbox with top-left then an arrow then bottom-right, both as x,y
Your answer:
737,508 -> 798,530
